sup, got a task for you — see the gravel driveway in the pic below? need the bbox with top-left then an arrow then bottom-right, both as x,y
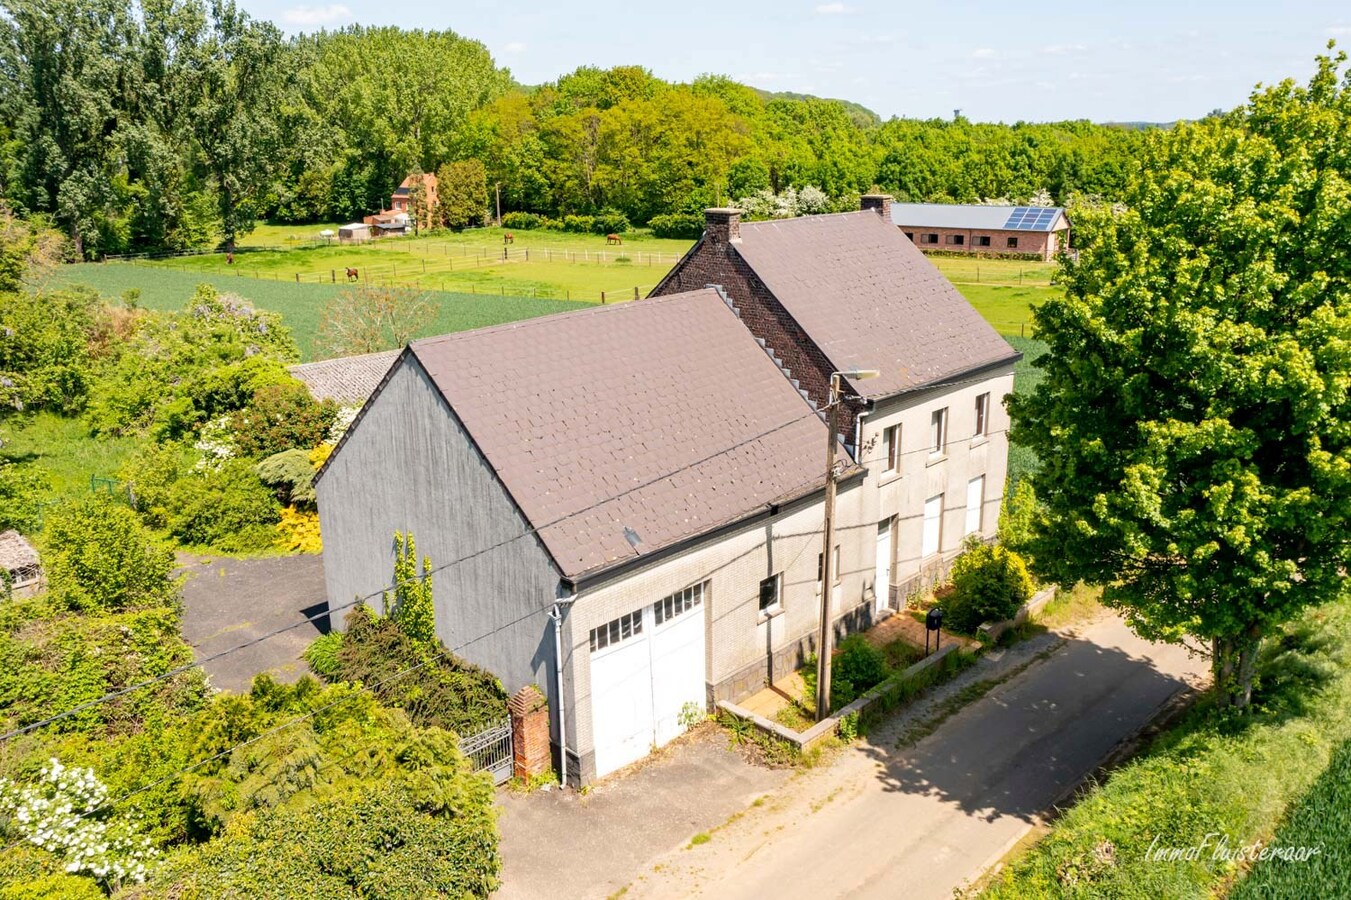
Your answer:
177,553 -> 330,693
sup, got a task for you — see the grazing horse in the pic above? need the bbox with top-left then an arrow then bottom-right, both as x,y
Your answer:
345,267 -> 359,282
226,251 -> 234,265
606,233 -> 622,245
503,233 -> 515,245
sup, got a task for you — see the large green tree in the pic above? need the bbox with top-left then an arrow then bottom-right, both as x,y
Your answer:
1009,47 -> 1351,709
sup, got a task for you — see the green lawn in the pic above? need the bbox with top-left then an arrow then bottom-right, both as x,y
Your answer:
0,411 -> 138,511
981,598 -> 1351,899
55,263 -> 593,361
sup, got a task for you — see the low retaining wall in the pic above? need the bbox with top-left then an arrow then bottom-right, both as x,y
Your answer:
717,643 -> 959,751
977,585 -> 1058,643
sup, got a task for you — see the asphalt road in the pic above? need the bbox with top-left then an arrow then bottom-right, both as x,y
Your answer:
625,615 -> 1205,900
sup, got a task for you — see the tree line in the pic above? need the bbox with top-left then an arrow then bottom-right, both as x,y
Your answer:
0,0 -> 1150,258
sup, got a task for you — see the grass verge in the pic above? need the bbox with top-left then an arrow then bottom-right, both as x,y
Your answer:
981,598 -> 1351,898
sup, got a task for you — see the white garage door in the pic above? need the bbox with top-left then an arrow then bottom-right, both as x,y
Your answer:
589,583 -> 707,777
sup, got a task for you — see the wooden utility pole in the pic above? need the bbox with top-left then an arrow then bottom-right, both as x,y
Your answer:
815,373 -> 843,721
495,183 -> 502,226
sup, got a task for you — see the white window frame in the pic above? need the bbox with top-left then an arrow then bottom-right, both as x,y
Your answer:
589,609 -> 644,653
654,582 -> 705,626
922,494 -> 944,558
965,476 -> 985,537
883,423 -> 901,474
758,574 -> 782,618
974,392 -> 990,438
930,408 -> 948,457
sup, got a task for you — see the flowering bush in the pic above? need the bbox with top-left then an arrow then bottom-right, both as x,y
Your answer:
276,506 -> 322,554
0,759 -> 158,889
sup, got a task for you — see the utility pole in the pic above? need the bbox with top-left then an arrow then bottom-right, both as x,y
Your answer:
495,183 -> 502,226
815,368 -> 878,722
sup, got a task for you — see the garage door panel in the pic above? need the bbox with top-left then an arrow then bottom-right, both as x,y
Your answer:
650,605 -> 705,747
591,636 -> 654,776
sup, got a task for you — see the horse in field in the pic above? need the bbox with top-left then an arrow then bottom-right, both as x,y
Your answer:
345,267 -> 359,282
606,233 -> 622,245
503,233 -> 515,245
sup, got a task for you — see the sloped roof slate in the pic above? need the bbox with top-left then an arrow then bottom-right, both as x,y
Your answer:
732,211 -> 1020,399
290,350 -> 401,407
409,289 -> 838,579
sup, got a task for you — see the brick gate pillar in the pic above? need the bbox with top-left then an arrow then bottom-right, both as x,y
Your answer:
509,685 -> 551,781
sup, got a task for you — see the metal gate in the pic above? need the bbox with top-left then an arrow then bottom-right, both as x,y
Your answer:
462,718 -> 513,785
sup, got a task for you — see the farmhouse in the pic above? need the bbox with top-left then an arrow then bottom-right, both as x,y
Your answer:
316,289 -> 869,783
364,172 -> 438,233
653,197 -> 1021,604
317,196 -> 1019,784
888,202 -> 1069,261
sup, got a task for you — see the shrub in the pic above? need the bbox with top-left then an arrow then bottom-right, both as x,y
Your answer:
647,212 -> 704,240
0,459 -> 47,533
44,495 -> 178,613
383,532 -> 435,645
0,874 -> 104,900
255,448 -> 317,507
275,506 -> 321,554
942,537 -> 1034,634
302,631 -> 344,678
592,208 -> 630,235
326,606 -> 508,734
166,459 -> 280,552
561,214 -> 595,234
229,381 -> 337,459
118,442 -> 195,529
500,211 -> 549,231
833,635 -> 887,703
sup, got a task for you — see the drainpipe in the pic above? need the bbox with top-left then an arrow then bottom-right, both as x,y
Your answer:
548,596 -> 576,788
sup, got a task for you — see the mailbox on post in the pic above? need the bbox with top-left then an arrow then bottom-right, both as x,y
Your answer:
925,607 -> 943,656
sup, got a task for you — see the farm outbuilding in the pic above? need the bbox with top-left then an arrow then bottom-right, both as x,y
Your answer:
338,223 -> 372,243
0,530 -> 42,599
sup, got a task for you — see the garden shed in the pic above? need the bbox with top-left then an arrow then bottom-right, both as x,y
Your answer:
0,530 -> 42,599
338,223 -> 371,243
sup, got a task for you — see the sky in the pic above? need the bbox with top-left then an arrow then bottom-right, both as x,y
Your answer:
244,0 -> 1350,122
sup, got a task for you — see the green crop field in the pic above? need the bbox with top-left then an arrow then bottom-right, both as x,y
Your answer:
55,262 -> 592,361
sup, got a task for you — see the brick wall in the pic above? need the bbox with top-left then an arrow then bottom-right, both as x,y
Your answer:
651,218 -> 860,440
898,226 -> 1061,261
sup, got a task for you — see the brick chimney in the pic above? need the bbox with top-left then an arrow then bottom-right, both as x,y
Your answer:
861,193 -> 893,220
704,208 -> 742,244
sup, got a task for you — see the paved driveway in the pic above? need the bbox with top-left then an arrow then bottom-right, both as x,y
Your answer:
621,615 -> 1206,900
177,553 -> 330,693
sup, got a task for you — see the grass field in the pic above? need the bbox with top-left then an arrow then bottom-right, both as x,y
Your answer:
982,598 -> 1351,899
55,263 -> 593,361
0,411 -> 138,504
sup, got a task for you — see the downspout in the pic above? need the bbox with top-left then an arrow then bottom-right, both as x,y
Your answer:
548,595 -> 577,788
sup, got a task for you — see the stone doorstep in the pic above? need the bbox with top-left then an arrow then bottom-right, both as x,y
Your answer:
717,643 -> 959,752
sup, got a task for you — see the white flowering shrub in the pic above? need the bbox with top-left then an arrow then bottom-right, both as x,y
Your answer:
0,759 -> 158,888
327,405 -> 361,444
193,414 -> 236,469
736,185 -> 833,220
797,185 -> 831,215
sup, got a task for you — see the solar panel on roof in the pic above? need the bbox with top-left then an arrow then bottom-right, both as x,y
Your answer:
1002,206 -> 1058,230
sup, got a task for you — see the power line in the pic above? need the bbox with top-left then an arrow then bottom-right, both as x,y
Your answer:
4,366 -> 1019,741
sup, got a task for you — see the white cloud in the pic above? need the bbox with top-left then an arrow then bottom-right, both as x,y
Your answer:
281,4 -> 352,26
1328,24 -> 1351,36
503,41 -> 527,54
1039,43 -> 1087,56
741,72 -> 782,82
815,2 -> 850,14
971,47 -> 997,59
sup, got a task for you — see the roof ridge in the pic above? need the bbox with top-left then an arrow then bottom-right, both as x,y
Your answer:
410,287 -> 721,350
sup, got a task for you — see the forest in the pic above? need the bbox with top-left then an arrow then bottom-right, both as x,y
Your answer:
0,0 -> 1148,259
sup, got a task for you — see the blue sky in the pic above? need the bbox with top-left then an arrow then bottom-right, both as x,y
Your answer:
246,1 -> 1349,122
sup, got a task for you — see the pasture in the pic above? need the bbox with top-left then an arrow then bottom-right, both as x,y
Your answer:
55,263 -> 591,361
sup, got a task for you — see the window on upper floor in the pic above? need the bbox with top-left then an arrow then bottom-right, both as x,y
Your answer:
930,408 -> 948,456
974,393 -> 990,437
759,575 -> 781,614
817,545 -> 842,587
882,424 -> 902,474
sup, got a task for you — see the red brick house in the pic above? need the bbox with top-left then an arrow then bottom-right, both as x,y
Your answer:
889,202 -> 1069,261
364,173 -> 439,233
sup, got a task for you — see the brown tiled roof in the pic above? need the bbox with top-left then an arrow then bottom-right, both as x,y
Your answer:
0,530 -> 39,574
410,289 -> 838,579
289,350 -> 401,406
733,211 -> 1019,399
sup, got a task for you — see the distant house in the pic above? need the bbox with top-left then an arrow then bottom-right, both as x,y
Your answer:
364,173 -> 438,233
889,202 -> 1069,261
0,531 -> 42,599
289,349 -> 401,407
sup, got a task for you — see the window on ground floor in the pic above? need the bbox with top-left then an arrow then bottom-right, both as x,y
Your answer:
965,476 -> 985,536
921,233 -> 939,245
974,235 -> 991,247
947,234 -> 965,245
904,232 -> 915,242
759,575 -> 781,614
1007,236 -> 1019,248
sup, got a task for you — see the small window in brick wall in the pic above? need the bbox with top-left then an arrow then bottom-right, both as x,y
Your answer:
947,234 -> 965,246
974,235 -> 991,247
904,232 -> 915,242
1007,236 -> 1019,248
921,233 -> 939,245
759,575 -> 781,613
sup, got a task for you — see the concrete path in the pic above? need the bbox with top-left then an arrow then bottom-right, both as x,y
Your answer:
619,614 -> 1206,900
177,553 -> 330,693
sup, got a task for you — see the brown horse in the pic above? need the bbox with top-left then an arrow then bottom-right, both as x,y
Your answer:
503,233 -> 515,245
606,233 -> 622,245
345,267 -> 359,282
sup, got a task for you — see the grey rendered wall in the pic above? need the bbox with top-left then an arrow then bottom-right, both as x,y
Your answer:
316,354 -> 564,706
